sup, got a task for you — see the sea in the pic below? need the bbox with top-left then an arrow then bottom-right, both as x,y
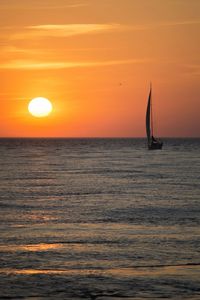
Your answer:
0,138 -> 199,300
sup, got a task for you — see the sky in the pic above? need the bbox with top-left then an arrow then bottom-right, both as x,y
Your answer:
0,0 -> 199,137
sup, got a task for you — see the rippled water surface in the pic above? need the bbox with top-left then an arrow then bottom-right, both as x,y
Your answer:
0,138 -> 200,299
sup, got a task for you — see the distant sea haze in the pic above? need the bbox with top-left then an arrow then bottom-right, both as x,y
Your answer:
0,138 -> 200,299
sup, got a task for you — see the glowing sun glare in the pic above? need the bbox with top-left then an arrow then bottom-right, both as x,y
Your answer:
28,97 -> 53,117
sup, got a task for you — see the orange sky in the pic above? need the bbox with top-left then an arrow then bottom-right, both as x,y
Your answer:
0,0 -> 200,137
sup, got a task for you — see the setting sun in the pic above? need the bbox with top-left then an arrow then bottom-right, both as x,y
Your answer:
28,97 -> 53,118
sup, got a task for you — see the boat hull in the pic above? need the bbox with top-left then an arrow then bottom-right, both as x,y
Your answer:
148,142 -> 163,150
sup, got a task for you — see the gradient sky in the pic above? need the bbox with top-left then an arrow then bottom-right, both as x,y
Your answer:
0,0 -> 199,137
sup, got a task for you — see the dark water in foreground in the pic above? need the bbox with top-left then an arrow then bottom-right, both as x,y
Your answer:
0,138 -> 200,300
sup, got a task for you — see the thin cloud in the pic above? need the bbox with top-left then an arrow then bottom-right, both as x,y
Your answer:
129,20 -> 200,31
1,45 -> 114,55
11,23 -> 122,40
158,20 -> 200,27
8,20 -> 200,41
1,46 -> 39,55
0,59 -> 149,70
0,2 -> 88,10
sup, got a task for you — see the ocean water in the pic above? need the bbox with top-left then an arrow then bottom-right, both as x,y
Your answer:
0,138 -> 200,300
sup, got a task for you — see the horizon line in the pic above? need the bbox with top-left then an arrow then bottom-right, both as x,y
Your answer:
0,136 -> 199,139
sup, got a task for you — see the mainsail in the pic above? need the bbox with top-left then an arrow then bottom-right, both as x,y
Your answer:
145,85 -> 163,150
146,87 -> 151,145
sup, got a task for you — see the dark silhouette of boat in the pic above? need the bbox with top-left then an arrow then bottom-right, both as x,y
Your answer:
146,84 -> 163,150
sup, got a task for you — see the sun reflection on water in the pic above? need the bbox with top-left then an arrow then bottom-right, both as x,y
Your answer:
0,265 -> 199,278
0,243 -> 63,252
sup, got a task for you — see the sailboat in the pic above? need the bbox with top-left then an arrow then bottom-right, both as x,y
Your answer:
146,84 -> 163,150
